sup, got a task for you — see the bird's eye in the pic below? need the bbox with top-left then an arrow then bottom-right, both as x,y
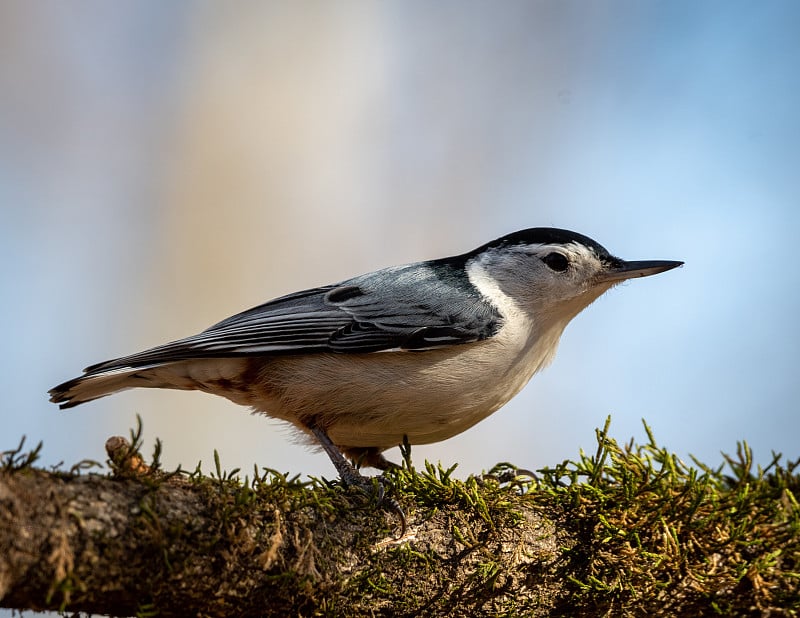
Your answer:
542,252 -> 569,272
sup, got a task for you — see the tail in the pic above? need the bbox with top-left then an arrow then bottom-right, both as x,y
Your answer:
49,314 -> 273,411
49,355 -> 257,409
49,363 -> 190,409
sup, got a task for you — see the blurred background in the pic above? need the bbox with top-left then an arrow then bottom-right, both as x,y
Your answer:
2,1 -> 799,485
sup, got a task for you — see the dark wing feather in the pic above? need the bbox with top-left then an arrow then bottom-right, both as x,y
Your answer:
84,262 -> 501,374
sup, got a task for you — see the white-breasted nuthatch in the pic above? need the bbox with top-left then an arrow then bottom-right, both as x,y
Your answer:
50,227 -> 681,492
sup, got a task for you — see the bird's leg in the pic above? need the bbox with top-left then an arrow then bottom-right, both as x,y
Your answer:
310,426 -> 406,535
310,426 -> 367,487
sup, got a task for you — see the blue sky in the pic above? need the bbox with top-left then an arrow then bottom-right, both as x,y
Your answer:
1,2 -> 798,487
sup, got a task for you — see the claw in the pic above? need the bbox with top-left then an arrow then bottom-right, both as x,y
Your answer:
378,493 -> 407,537
352,474 -> 407,537
482,464 -> 537,484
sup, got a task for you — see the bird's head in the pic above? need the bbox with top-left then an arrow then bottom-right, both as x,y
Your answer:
465,227 -> 683,325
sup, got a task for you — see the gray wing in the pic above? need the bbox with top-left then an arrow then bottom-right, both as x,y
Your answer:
83,262 -> 502,374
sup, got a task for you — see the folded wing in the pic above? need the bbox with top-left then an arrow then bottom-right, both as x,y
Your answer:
82,261 -> 502,375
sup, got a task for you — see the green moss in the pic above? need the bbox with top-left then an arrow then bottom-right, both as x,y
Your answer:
1,436 -> 43,471
4,415 -> 798,616
534,417 -> 800,615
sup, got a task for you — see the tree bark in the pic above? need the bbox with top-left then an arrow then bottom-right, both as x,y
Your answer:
0,465 -> 559,617
3,434 -> 798,617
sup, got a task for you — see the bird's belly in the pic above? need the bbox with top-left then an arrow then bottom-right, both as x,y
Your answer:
251,336 -> 548,449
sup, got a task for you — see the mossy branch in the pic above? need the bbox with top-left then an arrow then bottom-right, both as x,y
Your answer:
1,419 -> 798,617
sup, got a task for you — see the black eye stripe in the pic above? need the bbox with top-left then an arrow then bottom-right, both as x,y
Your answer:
542,252 -> 569,272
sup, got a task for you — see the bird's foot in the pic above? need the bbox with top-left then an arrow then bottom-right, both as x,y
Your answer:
311,427 -> 406,536
345,471 -> 407,537
480,463 -> 537,486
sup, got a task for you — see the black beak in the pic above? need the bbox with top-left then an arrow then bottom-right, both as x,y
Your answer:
597,259 -> 684,283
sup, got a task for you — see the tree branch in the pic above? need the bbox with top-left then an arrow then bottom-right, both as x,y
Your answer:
2,423 -> 798,617
0,456 -> 556,616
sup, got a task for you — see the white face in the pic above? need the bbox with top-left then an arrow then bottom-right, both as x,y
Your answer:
470,242 -> 617,324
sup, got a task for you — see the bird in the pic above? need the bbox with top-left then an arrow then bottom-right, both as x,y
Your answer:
50,227 -> 682,496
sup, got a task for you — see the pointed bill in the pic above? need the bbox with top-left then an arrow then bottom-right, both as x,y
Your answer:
598,260 -> 684,283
